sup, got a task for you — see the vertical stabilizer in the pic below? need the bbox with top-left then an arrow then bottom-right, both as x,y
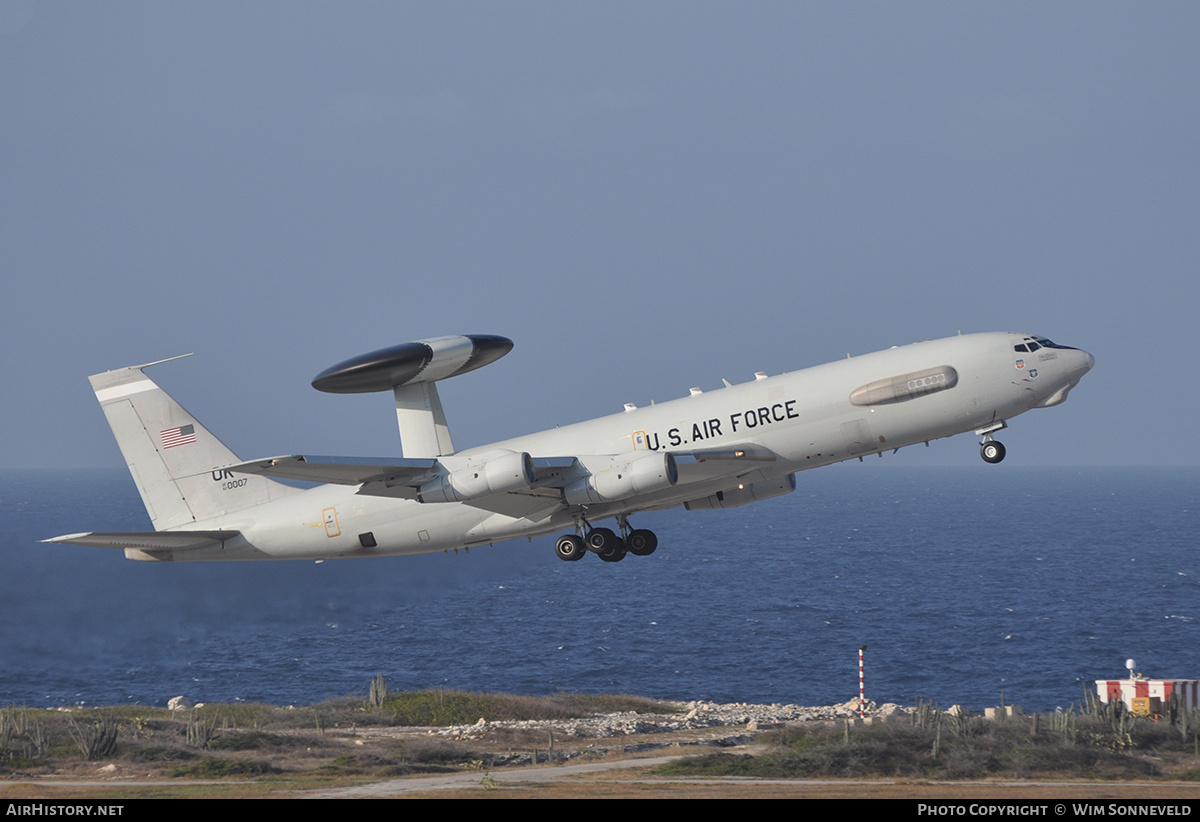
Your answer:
89,358 -> 300,530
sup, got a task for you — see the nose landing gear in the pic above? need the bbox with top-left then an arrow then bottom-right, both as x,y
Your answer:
980,440 -> 1006,464
976,421 -> 1008,464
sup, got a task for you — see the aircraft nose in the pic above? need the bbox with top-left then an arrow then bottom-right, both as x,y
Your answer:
1069,348 -> 1095,383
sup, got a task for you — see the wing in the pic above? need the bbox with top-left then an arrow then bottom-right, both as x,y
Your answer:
225,453 -> 579,517
226,445 -> 774,513
43,530 -> 240,551
223,454 -> 439,486
451,457 -> 577,519
673,444 -> 777,482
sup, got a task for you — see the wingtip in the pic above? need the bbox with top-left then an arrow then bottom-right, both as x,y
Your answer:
41,532 -> 91,544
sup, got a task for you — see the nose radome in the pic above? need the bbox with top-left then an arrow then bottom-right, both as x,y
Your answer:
1083,350 -> 1096,372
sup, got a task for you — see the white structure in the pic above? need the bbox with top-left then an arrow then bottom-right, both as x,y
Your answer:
1096,678 -> 1199,714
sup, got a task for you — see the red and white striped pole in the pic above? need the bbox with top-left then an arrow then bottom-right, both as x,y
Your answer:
859,645 -> 866,718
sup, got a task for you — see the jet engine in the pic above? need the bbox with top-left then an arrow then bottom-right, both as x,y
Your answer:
417,449 -> 535,503
563,453 -> 678,506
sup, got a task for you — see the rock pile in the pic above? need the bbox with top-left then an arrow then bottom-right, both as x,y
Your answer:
432,698 -> 910,741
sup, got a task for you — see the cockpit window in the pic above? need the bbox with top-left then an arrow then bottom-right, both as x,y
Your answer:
1014,344 -> 1028,352
1027,336 -> 1080,351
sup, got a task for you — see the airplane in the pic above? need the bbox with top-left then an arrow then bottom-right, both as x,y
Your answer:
45,331 -> 1094,564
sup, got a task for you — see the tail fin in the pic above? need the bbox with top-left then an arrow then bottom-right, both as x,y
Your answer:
89,356 -> 300,530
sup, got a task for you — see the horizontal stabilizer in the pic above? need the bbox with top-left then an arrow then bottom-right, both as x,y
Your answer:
43,530 -> 240,551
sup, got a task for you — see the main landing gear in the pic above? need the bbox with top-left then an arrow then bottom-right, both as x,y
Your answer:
554,515 -> 658,563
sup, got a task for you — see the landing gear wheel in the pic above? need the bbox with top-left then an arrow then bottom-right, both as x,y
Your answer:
586,527 -> 625,561
981,440 -> 1006,464
626,529 -> 658,556
554,534 -> 586,561
586,527 -> 619,552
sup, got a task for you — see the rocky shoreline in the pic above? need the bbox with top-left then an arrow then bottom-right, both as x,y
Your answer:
427,697 -> 908,742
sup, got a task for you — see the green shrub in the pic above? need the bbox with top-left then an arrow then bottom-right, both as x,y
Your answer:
383,690 -> 677,726
658,711 -> 1189,781
167,757 -> 276,778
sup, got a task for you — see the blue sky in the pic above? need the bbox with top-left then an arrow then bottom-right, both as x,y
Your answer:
3,2 -> 1197,469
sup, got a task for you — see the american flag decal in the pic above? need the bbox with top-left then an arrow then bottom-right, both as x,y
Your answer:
161,424 -> 196,449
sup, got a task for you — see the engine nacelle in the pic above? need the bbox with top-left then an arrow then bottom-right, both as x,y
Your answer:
417,449 -> 535,503
683,474 -> 796,511
563,453 -> 678,506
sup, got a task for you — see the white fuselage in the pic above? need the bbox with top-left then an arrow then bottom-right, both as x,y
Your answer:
160,332 -> 1093,561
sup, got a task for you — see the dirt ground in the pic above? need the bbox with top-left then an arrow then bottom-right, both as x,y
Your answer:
5,720 -> 1200,800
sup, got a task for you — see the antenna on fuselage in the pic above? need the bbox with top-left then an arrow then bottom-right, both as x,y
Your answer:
310,335 -> 514,458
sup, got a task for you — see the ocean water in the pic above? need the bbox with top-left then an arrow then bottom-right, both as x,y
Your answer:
2,466 -> 1197,711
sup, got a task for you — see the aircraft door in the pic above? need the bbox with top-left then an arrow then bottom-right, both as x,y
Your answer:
323,507 -> 341,537
632,430 -> 660,451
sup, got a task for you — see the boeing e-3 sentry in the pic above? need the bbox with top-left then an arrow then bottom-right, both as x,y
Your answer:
46,332 -> 1094,563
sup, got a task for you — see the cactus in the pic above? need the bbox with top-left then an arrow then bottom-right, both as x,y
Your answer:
25,719 -> 48,760
1052,706 -> 1078,744
185,709 -> 218,749
368,673 -> 388,708
949,705 -> 977,739
913,698 -> 938,730
69,713 -> 118,760
1167,692 -> 1194,742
